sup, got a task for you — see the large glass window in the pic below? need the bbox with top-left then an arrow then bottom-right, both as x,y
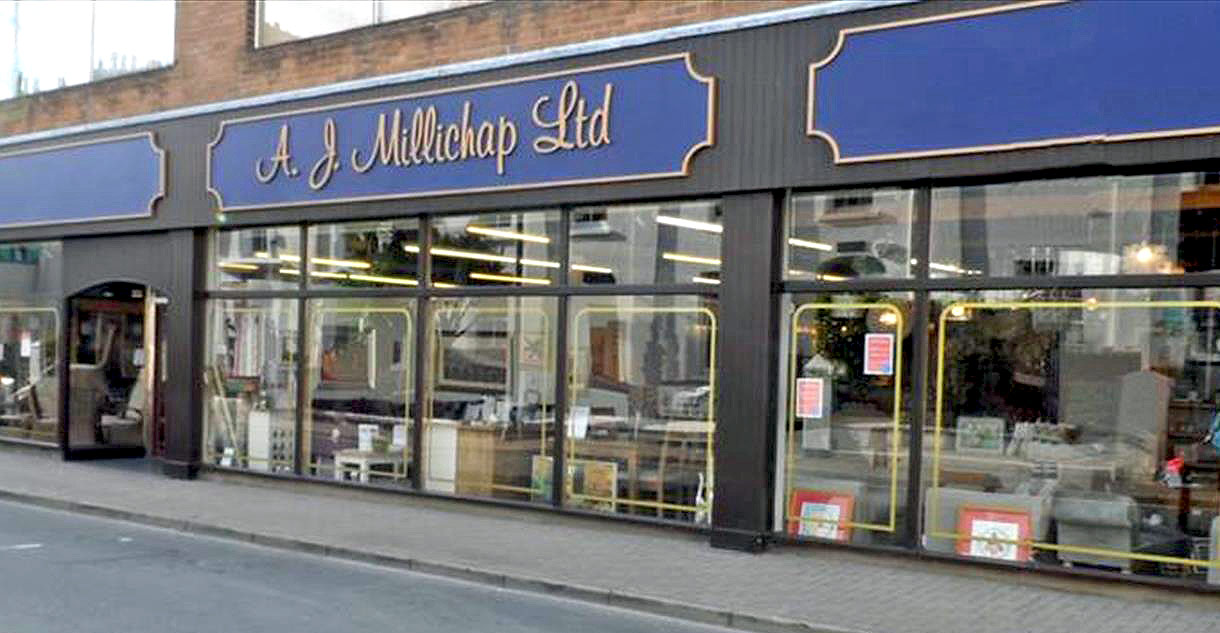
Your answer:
256,0 -> 486,47
203,298 -> 298,473
423,296 -> 556,502
571,201 -> 722,286
0,1 -> 174,100
931,173 -> 1220,279
0,242 -> 62,446
304,299 -> 414,484
307,219 -> 420,288
779,292 -> 911,546
429,210 -> 562,288
567,296 -> 717,523
925,289 -> 1220,582
211,226 -> 302,291
786,189 -> 914,281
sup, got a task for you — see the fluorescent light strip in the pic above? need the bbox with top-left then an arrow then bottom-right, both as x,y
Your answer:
691,275 -> 721,285
572,263 -> 613,274
310,270 -> 348,280
519,258 -> 560,269
280,268 -> 301,275
348,273 -> 418,286
469,272 -> 551,285
787,237 -> 833,252
656,215 -> 722,234
311,257 -> 371,269
662,252 -> 721,266
818,274 -> 848,282
466,225 -> 551,244
218,262 -> 259,271
430,247 -> 517,265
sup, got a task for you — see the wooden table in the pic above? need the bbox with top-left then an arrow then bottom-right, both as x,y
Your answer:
333,448 -> 407,483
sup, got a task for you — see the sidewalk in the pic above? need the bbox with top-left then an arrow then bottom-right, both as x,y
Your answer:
0,449 -> 1215,633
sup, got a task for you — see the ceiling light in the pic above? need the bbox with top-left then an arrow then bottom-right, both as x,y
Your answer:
519,258 -> 560,269
656,215 -> 723,234
348,273 -> 418,286
466,225 -> 551,244
878,311 -> 899,326
788,237 -> 833,252
311,257 -> 371,269
817,273 -> 848,282
1135,245 -> 1155,264
280,268 -> 301,275
572,264 -> 613,274
469,272 -> 551,285
310,270 -> 347,280
662,252 -> 721,266
691,276 -> 721,285
431,247 -> 517,264
218,262 -> 259,271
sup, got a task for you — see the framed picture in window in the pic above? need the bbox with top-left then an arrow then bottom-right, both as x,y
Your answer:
787,489 -> 854,542
954,416 -> 1006,454
436,330 -> 509,391
956,505 -> 1032,562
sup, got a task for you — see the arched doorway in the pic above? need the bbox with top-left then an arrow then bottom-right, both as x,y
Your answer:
63,281 -> 168,459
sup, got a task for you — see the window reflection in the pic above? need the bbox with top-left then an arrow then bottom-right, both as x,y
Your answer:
786,190 -> 914,281
567,296 -> 716,523
203,299 -> 298,473
423,297 -> 556,502
570,201 -> 722,286
430,211 -> 561,287
781,293 -> 910,545
0,242 -> 62,446
212,226 -> 302,291
257,0 -> 486,47
308,220 -> 420,288
926,290 -> 1220,581
931,173 -> 1220,278
304,300 -> 413,484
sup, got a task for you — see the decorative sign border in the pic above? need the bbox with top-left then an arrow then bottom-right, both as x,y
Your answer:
207,53 -> 715,212
806,0 -> 1220,163
0,132 -> 164,229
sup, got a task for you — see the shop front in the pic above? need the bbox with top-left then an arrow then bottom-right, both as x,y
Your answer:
2,0 -> 1219,591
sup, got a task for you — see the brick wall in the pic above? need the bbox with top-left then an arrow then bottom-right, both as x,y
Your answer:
0,0 -> 806,138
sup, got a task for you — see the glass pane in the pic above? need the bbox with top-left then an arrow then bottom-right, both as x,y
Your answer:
304,299 -> 414,486
259,0 -> 374,46
211,226 -> 301,291
931,172 -> 1220,278
379,0 -> 486,21
423,297 -> 557,503
307,219 -> 420,288
570,201 -> 722,286
203,298 -> 298,473
430,210 -> 561,288
926,289 -> 1220,583
779,292 -> 911,546
785,189 -> 914,281
566,296 -> 717,523
0,1 -> 174,100
0,242 -> 62,446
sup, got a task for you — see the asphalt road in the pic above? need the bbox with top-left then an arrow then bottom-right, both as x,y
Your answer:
0,500 -> 733,633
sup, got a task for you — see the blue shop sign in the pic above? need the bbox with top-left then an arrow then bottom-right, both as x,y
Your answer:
808,0 -> 1220,162
0,133 -> 164,228
208,54 -> 715,211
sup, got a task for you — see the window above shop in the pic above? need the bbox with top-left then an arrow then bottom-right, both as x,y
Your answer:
255,0 -> 487,47
0,0 -> 175,101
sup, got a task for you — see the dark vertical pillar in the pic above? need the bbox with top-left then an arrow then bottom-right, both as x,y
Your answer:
294,224 -> 308,476
411,216 -> 432,490
162,229 -> 206,479
551,209 -> 571,508
711,191 -> 781,551
903,188 -> 932,547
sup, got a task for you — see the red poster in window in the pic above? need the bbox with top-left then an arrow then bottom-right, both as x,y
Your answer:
787,489 -> 854,542
955,506 -> 1032,562
795,378 -> 824,419
863,333 -> 894,376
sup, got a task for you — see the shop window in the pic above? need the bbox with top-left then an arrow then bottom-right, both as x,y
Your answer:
0,1 -> 175,100
307,219 -> 421,288
429,210 -> 562,288
423,296 -> 556,502
0,241 -> 62,446
925,290 -> 1220,582
203,299 -> 298,473
930,173 -> 1220,279
778,293 -> 911,545
211,226 -> 302,291
567,296 -> 717,523
256,0 -> 486,47
570,201 -> 722,286
304,299 -> 414,485
785,189 -> 914,282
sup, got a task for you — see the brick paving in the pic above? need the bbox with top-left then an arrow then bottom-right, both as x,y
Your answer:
0,448 -> 1216,633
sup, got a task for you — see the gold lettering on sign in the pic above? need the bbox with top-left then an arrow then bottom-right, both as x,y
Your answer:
255,124 -> 298,183
309,118 -> 340,191
349,101 -> 518,177
532,81 -> 613,154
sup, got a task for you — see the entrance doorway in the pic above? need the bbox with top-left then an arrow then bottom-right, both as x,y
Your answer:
65,282 -> 167,458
